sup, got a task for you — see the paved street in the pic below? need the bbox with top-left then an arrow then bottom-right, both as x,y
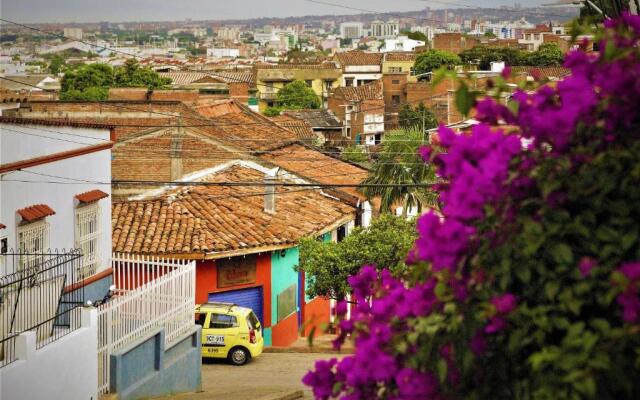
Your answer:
166,353 -> 343,400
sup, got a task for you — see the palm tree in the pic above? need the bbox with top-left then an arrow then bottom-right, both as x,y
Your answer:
360,127 -> 438,217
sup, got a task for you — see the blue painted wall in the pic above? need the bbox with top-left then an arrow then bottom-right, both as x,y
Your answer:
110,326 -> 202,400
271,248 -> 300,326
263,327 -> 272,347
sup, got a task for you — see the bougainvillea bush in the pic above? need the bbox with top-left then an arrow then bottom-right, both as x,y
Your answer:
303,15 -> 640,400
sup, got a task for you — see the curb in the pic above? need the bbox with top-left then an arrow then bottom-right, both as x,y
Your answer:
263,346 -> 353,354
257,390 -> 304,400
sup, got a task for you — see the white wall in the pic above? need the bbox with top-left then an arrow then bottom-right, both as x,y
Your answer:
0,123 -> 112,276
0,308 -> 98,400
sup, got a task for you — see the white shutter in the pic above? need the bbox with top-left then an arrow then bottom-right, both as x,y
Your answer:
17,220 -> 50,271
75,203 -> 101,278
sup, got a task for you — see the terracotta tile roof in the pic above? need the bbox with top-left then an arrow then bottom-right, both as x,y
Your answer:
384,52 -> 417,62
160,71 -> 255,85
111,165 -> 355,256
335,51 -> 384,67
0,223 -> 6,229
75,190 -> 109,204
254,62 -> 339,70
510,66 -> 571,81
281,110 -> 342,129
268,116 -> 315,141
197,113 -> 299,152
0,117 -> 115,130
259,143 -> 369,201
193,100 -> 245,117
17,204 -> 55,222
331,80 -> 384,102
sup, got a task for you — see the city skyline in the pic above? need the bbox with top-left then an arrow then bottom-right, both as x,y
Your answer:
2,0 -> 556,24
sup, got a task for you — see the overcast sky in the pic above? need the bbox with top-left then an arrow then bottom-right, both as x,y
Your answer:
1,0 -> 552,24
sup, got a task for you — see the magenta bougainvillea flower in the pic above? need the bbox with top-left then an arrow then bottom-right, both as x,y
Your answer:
304,15 -> 640,399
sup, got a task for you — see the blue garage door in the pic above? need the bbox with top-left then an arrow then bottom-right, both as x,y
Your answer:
209,286 -> 264,326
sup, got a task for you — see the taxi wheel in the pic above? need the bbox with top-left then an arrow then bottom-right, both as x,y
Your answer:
229,347 -> 249,366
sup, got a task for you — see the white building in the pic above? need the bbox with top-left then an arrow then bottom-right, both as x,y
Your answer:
216,27 -> 241,42
370,20 -> 399,39
340,22 -> 364,39
380,36 -> 426,52
207,48 -> 240,58
63,27 -> 83,40
0,119 -> 113,278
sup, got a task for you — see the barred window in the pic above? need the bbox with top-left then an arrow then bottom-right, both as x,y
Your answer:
17,220 -> 50,271
389,67 -> 402,73
75,203 -> 101,278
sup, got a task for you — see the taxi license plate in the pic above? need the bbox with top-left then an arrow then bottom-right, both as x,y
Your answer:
206,335 -> 225,346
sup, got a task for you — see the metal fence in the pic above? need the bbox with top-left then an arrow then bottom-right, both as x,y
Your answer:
98,253 -> 195,394
0,250 -> 84,368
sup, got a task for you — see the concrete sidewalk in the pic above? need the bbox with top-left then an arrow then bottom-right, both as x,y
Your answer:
264,334 -> 353,354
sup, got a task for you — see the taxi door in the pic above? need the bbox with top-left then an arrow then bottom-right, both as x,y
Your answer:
202,313 -> 240,358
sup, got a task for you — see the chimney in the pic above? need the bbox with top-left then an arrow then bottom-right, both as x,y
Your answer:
264,168 -> 278,214
170,120 -> 184,181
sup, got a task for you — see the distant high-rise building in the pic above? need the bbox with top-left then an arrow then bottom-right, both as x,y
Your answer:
370,20 -> 399,39
340,22 -> 364,39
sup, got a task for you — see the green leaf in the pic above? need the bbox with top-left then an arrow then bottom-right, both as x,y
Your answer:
545,281 -> 561,300
551,243 -> 574,265
455,82 -> 476,117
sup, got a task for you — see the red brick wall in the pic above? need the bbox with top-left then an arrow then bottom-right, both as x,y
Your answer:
433,33 -> 479,54
382,74 -> 408,129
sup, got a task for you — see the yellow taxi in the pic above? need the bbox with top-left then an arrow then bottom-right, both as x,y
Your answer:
195,302 -> 264,365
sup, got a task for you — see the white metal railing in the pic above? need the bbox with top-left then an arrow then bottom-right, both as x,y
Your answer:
97,254 -> 195,395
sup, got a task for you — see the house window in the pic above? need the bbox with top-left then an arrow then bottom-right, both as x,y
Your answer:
345,127 -> 351,138
392,95 -> 401,106
305,80 -> 313,87
389,67 -> 402,73
345,78 -> 354,87
392,79 -> 401,85
337,225 -> 347,242
75,203 -> 101,278
17,220 -> 50,270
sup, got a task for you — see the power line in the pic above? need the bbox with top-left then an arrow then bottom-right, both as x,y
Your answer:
0,75 -> 459,132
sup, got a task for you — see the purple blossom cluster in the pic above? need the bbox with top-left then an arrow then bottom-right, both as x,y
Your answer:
617,262 -> 640,323
304,15 -> 640,399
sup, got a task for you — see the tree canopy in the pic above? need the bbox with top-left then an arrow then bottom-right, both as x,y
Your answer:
60,59 -> 171,101
276,79 -> 321,109
398,102 -> 438,130
414,50 -> 461,75
298,214 -> 417,300
360,127 -> 438,215
459,44 -> 565,70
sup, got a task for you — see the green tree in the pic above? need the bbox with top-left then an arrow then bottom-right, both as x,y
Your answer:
414,50 -> 461,75
341,146 -> 369,163
49,54 -> 65,74
484,31 -> 497,38
360,128 -> 438,215
60,59 -> 171,100
61,63 -> 114,100
263,106 -> 283,117
113,59 -> 171,88
298,214 -> 417,299
460,46 -> 523,70
276,80 -> 321,109
401,30 -> 428,43
524,43 -> 565,66
398,102 -> 438,130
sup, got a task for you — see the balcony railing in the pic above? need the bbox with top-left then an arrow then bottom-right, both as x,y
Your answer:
0,250 -> 84,368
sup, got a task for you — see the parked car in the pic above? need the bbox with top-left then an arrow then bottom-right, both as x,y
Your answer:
195,302 -> 264,365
